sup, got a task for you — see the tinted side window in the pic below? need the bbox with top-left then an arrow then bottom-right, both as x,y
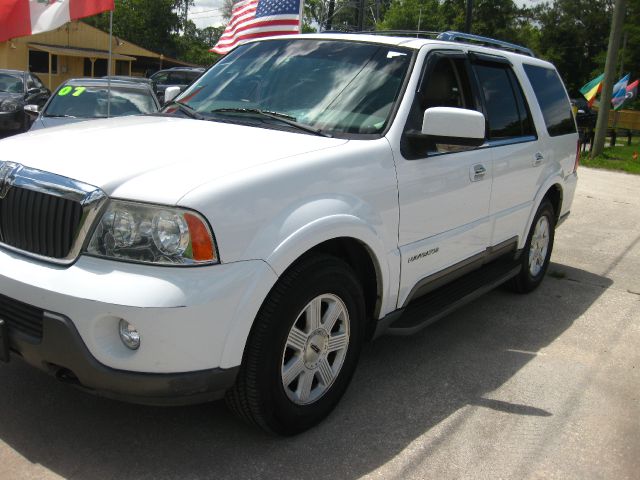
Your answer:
475,63 -> 534,139
31,74 -> 45,89
184,71 -> 201,82
152,72 -> 169,84
402,55 -> 478,158
167,72 -> 186,85
523,64 -> 576,137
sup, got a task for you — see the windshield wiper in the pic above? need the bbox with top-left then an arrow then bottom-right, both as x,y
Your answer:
210,108 -> 332,138
163,101 -> 206,120
44,114 -> 77,118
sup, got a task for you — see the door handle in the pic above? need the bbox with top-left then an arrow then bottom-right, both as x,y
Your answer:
533,152 -> 544,167
472,164 -> 487,181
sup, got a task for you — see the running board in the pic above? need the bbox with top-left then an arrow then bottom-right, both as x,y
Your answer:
384,258 -> 521,336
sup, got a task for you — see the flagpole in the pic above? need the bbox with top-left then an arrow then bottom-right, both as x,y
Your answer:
107,9 -> 113,118
298,0 -> 304,33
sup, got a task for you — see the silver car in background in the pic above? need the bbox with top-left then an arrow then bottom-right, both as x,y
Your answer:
28,78 -> 160,130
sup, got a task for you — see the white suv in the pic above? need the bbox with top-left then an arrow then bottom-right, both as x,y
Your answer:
0,32 -> 578,435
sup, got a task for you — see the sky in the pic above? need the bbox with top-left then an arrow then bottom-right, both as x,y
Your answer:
189,0 -> 226,28
188,0 -> 548,29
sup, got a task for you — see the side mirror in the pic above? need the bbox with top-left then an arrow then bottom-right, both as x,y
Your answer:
24,104 -> 40,116
164,86 -> 181,104
421,107 -> 486,147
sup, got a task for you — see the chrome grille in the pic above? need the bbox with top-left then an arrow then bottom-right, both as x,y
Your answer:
0,186 -> 83,258
0,162 -> 107,264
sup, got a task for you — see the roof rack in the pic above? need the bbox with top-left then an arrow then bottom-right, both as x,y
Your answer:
436,31 -> 535,57
324,29 -> 535,58
355,30 -> 441,39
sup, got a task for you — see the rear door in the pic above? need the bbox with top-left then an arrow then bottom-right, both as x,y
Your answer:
394,50 -> 493,306
469,54 -> 541,248
521,63 -> 579,219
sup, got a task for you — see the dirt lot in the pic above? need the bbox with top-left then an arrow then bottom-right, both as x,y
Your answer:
0,167 -> 638,480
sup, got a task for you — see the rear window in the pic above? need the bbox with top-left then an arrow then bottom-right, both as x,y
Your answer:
474,63 -> 535,140
0,73 -> 23,93
523,64 -> 576,137
45,85 -> 157,118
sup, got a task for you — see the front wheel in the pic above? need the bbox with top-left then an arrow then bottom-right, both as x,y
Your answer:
508,200 -> 556,293
226,254 -> 365,435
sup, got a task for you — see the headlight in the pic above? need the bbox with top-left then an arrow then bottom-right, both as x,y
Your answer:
85,200 -> 218,265
0,100 -> 19,113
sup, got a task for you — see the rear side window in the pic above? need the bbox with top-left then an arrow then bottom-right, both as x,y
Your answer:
184,71 -> 201,82
474,63 -> 535,140
523,64 -> 576,137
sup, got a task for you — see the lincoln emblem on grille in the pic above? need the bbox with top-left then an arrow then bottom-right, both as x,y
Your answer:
0,162 -> 20,199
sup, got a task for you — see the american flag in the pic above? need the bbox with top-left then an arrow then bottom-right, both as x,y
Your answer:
210,0 -> 302,55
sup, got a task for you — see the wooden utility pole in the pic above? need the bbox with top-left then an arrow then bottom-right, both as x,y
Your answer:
591,0 -> 627,158
465,0 -> 473,33
326,0 -> 335,30
357,0 -> 365,31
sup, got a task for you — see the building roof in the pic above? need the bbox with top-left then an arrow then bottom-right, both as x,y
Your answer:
29,43 -> 136,62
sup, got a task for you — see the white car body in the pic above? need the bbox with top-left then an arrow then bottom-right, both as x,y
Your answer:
0,33 -> 578,410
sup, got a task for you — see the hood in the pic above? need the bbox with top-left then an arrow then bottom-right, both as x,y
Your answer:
0,115 -> 348,204
30,116 -> 90,131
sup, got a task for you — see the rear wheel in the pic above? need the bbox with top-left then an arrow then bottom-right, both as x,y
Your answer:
508,200 -> 556,293
226,254 -> 365,435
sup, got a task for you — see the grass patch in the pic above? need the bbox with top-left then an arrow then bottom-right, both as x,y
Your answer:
581,137 -> 640,174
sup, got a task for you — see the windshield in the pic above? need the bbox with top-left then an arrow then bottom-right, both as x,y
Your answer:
44,85 -> 157,118
176,39 -> 413,136
0,73 -> 24,93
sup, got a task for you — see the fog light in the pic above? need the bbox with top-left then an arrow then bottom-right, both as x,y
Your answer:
119,319 -> 140,350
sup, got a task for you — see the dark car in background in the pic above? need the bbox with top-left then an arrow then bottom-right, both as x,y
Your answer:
571,97 -> 597,129
0,69 -> 50,135
28,78 -> 160,130
150,67 -> 205,104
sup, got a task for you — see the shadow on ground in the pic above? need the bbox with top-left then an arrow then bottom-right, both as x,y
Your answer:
0,263 -> 611,480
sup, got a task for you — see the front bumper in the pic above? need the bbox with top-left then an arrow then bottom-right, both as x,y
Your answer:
0,250 -> 279,403
8,310 -> 239,405
0,110 -> 23,132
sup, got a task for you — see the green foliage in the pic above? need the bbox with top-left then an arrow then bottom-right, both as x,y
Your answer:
85,0 -> 220,66
581,136 -> 640,174
533,0 -> 614,96
380,0 -> 443,31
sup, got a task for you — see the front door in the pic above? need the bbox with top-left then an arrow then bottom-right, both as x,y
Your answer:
392,50 -> 493,307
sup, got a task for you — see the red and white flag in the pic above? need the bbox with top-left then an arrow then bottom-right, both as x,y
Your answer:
211,0 -> 302,55
0,0 -> 114,43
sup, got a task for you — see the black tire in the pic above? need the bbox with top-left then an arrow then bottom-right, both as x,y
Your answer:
508,200 -> 556,293
225,254 -> 365,435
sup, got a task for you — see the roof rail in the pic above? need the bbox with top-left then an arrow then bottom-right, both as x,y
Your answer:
354,30 -> 441,39
320,29 -> 535,57
436,31 -> 535,57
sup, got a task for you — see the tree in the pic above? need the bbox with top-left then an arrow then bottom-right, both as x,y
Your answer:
85,0 -> 219,66
533,0 -> 614,96
380,0 -> 443,30
86,0 -> 186,55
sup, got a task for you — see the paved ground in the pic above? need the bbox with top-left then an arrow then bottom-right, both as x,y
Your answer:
0,167 -> 638,480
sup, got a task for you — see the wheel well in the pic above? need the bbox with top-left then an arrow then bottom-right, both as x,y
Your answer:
304,238 -> 381,341
543,184 -> 563,222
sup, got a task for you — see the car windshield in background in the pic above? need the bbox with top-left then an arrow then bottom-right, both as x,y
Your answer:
0,73 -> 23,93
177,39 -> 413,136
44,85 -> 157,118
